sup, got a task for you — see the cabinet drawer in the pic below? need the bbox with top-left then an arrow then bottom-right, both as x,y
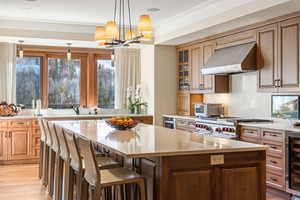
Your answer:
266,156 -> 284,175
8,120 -> 31,129
266,172 -> 285,190
0,121 -> 8,128
262,129 -> 284,142
263,141 -> 284,157
32,120 -> 40,128
240,136 -> 260,144
240,127 -> 260,139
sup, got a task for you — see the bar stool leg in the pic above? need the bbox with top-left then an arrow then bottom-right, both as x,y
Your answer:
39,141 -> 44,179
64,162 -> 74,200
42,145 -> 49,186
137,179 -> 147,200
48,149 -> 56,197
54,156 -> 64,200
81,178 -> 89,200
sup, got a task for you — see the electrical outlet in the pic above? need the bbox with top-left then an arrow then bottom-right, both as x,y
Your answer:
210,155 -> 224,165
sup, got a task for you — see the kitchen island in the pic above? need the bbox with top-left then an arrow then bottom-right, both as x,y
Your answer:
54,120 -> 267,200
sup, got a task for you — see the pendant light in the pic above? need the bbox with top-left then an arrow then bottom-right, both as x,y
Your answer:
66,43 -> 72,61
111,51 -> 115,61
138,15 -> 153,34
18,40 -> 24,58
95,0 -> 153,47
95,26 -> 106,43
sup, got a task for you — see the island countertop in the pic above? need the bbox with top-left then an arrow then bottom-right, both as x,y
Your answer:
53,120 -> 267,158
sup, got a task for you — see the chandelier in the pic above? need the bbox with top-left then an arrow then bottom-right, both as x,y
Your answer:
95,0 -> 153,47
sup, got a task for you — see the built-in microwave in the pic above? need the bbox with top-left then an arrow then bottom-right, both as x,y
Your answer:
194,103 -> 224,118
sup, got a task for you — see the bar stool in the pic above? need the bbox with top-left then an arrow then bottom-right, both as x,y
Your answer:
38,119 -> 47,180
47,121 -> 62,199
62,128 -> 120,200
41,119 -> 53,188
78,136 -> 147,200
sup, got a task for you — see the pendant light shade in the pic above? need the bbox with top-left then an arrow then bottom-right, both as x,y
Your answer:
95,26 -> 106,42
138,15 -> 153,34
66,43 -> 72,61
105,21 -> 118,39
125,29 -> 136,40
18,40 -> 24,58
141,33 -> 153,41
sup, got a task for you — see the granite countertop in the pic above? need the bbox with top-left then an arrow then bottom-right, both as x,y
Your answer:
0,113 -> 152,120
53,120 -> 267,158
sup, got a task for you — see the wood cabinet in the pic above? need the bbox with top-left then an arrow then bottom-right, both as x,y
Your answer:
177,91 -> 190,115
0,119 -> 40,164
190,41 -> 229,94
240,126 -> 285,191
257,17 -> 300,92
8,130 -> 31,160
0,130 -> 7,160
256,24 -> 278,92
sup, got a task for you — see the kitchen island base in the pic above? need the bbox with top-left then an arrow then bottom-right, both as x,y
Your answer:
110,150 -> 266,200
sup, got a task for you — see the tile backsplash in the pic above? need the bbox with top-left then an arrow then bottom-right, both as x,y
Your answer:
204,72 -> 272,118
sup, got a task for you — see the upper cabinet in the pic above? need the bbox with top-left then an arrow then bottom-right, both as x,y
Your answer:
277,17 -> 300,92
190,41 -> 229,94
178,48 -> 190,91
257,17 -> 300,92
256,24 -> 278,92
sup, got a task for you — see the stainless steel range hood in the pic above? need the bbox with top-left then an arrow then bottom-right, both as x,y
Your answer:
201,42 -> 257,75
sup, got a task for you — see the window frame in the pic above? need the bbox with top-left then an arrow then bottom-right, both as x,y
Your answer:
17,46 -> 112,108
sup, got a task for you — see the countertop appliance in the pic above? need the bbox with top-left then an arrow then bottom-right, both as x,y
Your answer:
163,117 -> 175,129
194,116 -> 273,139
194,103 -> 224,118
286,131 -> 300,198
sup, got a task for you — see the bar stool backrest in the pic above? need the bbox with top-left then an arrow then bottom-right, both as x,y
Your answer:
77,136 -> 100,187
63,129 -> 82,172
38,119 -> 46,142
42,119 -> 52,146
54,125 -> 70,161
47,121 -> 60,153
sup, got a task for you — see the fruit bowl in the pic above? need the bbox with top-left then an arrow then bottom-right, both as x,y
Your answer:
0,102 -> 19,117
106,117 -> 138,130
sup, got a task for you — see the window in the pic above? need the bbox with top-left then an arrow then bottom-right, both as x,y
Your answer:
16,56 -> 41,108
97,59 -> 115,108
48,58 -> 80,109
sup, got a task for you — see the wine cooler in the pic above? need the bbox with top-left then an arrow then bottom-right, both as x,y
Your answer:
287,131 -> 300,197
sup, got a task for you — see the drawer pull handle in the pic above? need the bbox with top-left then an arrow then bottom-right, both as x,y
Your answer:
270,160 -> 277,164
270,146 -> 278,150
270,177 -> 277,182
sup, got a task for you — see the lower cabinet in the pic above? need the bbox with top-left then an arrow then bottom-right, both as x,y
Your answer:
177,91 -> 190,115
0,119 -> 41,163
8,130 -> 31,160
240,126 -> 285,191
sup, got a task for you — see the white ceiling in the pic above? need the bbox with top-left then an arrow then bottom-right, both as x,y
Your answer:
0,0 -> 207,25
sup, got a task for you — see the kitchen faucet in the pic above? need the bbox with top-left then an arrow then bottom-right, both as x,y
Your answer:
72,105 -> 80,115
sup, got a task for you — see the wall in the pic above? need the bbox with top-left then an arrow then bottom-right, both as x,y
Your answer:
140,45 -> 177,125
154,45 -> 177,125
204,72 -> 272,118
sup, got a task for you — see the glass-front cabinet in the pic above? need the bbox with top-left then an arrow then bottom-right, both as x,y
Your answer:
178,49 -> 190,91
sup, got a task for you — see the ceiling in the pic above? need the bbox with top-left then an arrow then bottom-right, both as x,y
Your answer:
0,0 -> 207,25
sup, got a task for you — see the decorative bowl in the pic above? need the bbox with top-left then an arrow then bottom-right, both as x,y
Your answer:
106,117 -> 138,130
0,102 -> 19,117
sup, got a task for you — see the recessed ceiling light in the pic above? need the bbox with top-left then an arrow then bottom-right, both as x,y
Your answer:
25,0 -> 38,2
147,8 -> 160,12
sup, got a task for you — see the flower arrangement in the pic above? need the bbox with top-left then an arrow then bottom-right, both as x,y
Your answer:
127,85 -> 147,114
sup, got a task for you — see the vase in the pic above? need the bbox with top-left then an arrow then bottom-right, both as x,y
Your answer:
135,105 -> 141,114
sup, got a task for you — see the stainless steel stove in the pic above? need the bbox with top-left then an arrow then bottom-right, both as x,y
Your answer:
194,116 -> 272,139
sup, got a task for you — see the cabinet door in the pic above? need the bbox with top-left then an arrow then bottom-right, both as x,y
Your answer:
177,91 -> 190,115
31,128 -> 41,158
191,46 -> 203,91
0,130 -> 7,160
220,167 -> 260,200
202,42 -> 215,91
8,130 -> 31,160
257,24 -> 278,92
278,17 -> 300,92
169,168 -> 213,200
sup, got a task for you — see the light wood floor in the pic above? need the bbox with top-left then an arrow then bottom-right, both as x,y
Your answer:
0,164 -> 291,200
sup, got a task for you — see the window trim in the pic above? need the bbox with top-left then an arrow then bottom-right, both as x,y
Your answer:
18,46 -> 112,108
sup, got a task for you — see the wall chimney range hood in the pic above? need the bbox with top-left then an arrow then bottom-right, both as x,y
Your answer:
201,42 -> 257,75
